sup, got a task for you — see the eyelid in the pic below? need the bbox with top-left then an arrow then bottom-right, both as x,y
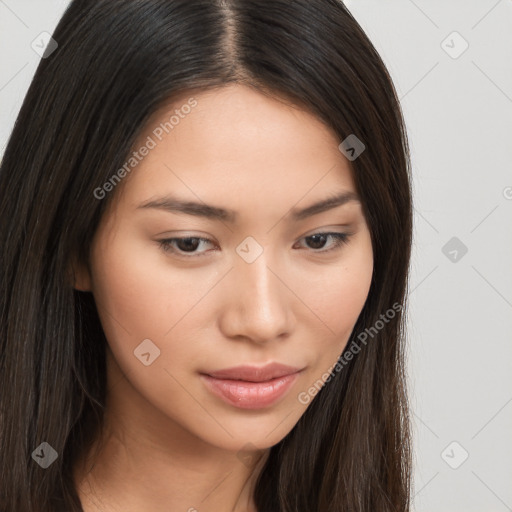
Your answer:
301,224 -> 352,238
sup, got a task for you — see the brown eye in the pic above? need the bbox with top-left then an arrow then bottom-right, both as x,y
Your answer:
295,232 -> 351,253
158,237 -> 215,257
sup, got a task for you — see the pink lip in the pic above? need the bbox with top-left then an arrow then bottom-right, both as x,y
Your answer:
205,363 -> 302,382
200,363 -> 303,410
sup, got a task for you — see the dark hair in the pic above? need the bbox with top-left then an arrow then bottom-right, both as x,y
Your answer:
0,0 -> 413,510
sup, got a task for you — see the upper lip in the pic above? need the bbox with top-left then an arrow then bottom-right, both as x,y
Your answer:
203,363 -> 303,382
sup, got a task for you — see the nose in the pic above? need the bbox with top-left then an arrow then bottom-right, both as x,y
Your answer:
217,252 -> 294,344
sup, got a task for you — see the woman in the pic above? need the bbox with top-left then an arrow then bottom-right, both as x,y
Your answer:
0,0 -> 413,510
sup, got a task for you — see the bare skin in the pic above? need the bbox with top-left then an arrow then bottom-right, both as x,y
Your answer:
73,84 -> 374,512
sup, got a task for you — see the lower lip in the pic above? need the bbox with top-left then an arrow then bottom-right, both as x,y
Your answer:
200,372 -> 301,409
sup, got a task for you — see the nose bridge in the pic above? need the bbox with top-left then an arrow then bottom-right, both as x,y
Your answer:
221,246 -> 291,342
239,250 -> 276,306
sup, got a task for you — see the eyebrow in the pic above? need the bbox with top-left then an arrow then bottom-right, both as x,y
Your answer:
136,191 -> 360,223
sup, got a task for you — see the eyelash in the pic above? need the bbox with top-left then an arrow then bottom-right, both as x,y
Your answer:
157,231 -> 351,258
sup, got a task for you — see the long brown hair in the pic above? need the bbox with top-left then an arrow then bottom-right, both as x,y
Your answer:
0,1 -> 413,510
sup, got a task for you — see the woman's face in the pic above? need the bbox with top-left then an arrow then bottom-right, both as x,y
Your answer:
76,84 -> 373,454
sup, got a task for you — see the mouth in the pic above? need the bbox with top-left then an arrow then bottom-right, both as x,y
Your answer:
199,363 -> 304,409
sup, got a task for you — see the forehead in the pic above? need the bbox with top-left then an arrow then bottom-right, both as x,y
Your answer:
116,84 -> 357,217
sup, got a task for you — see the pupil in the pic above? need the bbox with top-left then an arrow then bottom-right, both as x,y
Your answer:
308,234 -> 326,249
178,238 -> 199,252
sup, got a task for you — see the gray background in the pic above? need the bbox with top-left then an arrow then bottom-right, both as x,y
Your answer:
1,1 -> 511,510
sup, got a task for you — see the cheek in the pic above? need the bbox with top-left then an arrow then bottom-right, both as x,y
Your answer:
286,234 -> 373,398
88,229 -> 223,376
88,232 -> 211,412
90,230 -> 199,337
293,236 -> 373,341
89,244 -> 165,340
